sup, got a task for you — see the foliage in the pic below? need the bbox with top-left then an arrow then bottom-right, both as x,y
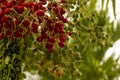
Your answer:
0,0 -> 120,80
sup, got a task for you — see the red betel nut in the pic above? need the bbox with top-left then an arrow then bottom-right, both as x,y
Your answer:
45,42 -> 53,50
22,20 -> 30,27
49,37 -> 56,43
36,36 -> 43,42
61,0 -> 67,3
32,23 -> 38,33
7,1 -> 13,8
59,35 -> 66,42
36,9 -> 44,16
58,41 -> 65,47
4,8 -> 11,14
1,16 -> 9,23
16,6 -> 24,14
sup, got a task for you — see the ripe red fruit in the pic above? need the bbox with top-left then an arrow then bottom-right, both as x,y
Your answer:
57,13 -> 63,20
14,29 -> 23,37
47,2 -> 53,11
55,21 -> 64,29
13,5 -> 19,10
58,41 -> 65,47
45,43 -> 53,50
40,0 -> 47,5
22,20 -> 30,27
60,8 -> 66,14
38,2 -> 43,9
6,29 -> 12,35
59,35 -> 66,42
1,1 -> 7,5
68,32 -> 72,36
32,27 -> 38,33
17,6 -> 24,14
0,0 -> 6,3
48,48 -> 54,52
61,18 -> 67,23
32,23 -> 38,27
29,8 -> 34,13
5,23 -> 13,29
52,2 -> 58,7
19,0 -> 25,4
47,2 -> 57,11
59,29 -> 65,34
41,7 -> 46,12
49,37 -> 56,43
0,10 -> 4,18
33,3 -> 39,11
21,2 -> 27,7
4,8 -> 11,14
38,18 -> 43,23
7,1 -> 13,8
36,36 -> 43,42
48,25 -> 54,31
41,27 -> 47,34
1,5 -> 7,11
0,33 -> 4,40
58,72 -> 62,77
53,7 -> 60,13
41,33 -> 48,39
46,18 -> 55,24
1,16 -> 8,23
32,23 -> 38,33
54,27 -> 59,33
33,3 -> 42,11
15,19 -> 21,26
32,23 -> 38,28
61,0 -> 67,3
25,2 -> 33,8
36,9 -> 44,16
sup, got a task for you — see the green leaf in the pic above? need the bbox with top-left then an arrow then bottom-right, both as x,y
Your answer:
112,0 -> 116,17
90,0 -> 97,9
105,0 -> 109,12
5,56 -> 10,65
102,0 -> 104,9
102,56 -> 114,72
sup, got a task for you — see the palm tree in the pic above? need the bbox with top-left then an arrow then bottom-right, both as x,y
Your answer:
0,0 -> 120,80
